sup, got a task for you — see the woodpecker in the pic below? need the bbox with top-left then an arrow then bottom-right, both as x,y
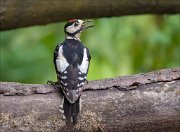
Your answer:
53,19 -> 93,124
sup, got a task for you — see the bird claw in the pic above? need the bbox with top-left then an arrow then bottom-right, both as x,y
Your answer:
47,80 -> 60,89
47,80 -> 54,85
85,79 -> 88,85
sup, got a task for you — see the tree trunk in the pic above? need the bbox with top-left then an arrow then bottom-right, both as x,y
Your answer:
0,0 -> 180,31
0,67 -> 180,132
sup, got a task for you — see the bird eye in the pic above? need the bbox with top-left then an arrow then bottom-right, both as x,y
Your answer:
74,22 -> 79,26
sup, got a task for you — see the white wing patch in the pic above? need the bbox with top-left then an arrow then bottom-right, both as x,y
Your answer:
56,46 -> 69,72
61,76 -> 67,79
78,48 -> 89,74
78,77 -> 84,80
77,82 -> 85,87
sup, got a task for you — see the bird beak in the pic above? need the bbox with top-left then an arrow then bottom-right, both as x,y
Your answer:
81,20 -> 94,31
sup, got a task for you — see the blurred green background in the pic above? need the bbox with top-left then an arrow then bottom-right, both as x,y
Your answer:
0,15 -> 179,84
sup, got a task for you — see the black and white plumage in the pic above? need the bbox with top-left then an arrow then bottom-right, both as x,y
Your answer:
53,19 -> 93,124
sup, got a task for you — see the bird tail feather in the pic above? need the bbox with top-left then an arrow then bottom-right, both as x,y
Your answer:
63,96 -> 80,124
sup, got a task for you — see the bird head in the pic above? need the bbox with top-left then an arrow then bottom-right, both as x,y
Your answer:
64,19 -> 94,40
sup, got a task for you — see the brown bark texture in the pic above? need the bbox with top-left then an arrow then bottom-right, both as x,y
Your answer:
0,0 -> 180,31
0,67 -> 180,132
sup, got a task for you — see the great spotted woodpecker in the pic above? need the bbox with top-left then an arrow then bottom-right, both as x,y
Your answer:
53,19 -> 93,124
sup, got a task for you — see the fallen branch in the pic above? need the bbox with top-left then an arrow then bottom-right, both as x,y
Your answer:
0,67 -> 179,95
0,0 -> 180,31
0,67 -> 180,131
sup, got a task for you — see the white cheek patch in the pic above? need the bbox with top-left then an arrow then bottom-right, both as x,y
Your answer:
56,46 -> 69,72
66,25 -> 76,34
66,24 -> 81,34
78,48 -> 89,74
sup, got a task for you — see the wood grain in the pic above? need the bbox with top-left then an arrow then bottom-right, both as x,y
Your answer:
0,68 -> 180,131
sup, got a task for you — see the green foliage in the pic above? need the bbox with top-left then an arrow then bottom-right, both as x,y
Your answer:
0,15 -> 179,83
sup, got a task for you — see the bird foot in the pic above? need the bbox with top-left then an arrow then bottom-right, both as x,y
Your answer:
47,80 -> 60,89
85,79 -> 88,85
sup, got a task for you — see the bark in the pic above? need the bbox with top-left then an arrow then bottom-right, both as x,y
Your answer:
0,0 -> 180,31
0,67 -> 180,132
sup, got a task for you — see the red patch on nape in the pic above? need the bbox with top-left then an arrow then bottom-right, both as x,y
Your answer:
68,19 -> 78,22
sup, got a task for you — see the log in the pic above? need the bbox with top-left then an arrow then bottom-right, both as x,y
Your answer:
0,67 -> 180,131
0,0 -> 180,31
